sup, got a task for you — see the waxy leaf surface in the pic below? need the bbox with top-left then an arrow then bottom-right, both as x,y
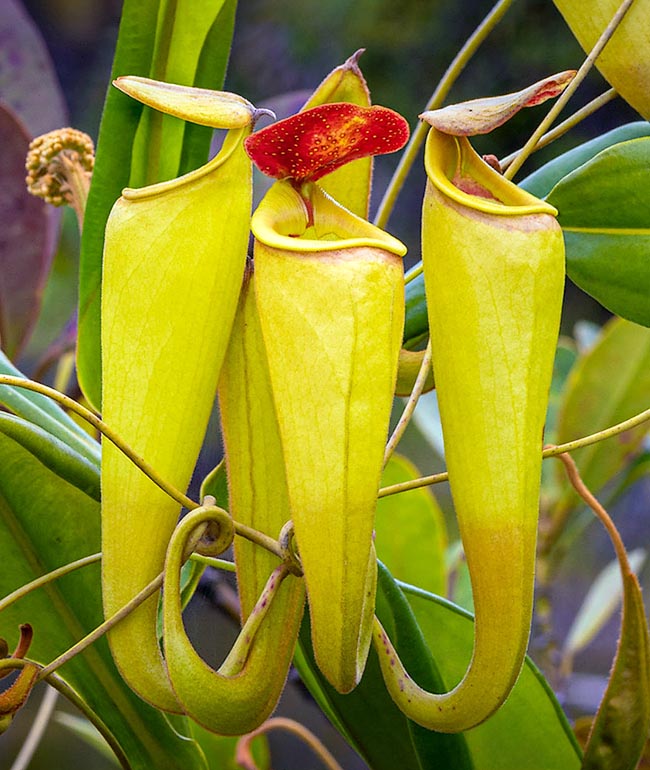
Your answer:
78,0 -> 238,409
553,317 -> 650,523
553,0 -> 650,119
0,418 -> 206,770
547,138 -> 650,327
375,455 -> 447,596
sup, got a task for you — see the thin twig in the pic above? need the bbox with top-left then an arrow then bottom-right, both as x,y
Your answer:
384,339 -> 432,466
378,404 -> 650,498
236,717 -> 344,770
0,554 -> 101,614
373,0 -> 514,228
504,0 -> 637,180
37,574 -> 163,680
0,375 -> 283,558
1,660 -> 130,770
500,88 -> 617,170
550,449 -> 631,570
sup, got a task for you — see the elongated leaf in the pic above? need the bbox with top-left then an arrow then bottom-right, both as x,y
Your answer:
406,125 -> 650,350
0,414 -> 99,501
403,269 -> 428,349
547,138 -> 650,326
0,0 -> 68,136
0,349 -> 100,467
420,71 -> 574,135
402,584 -> 583,769
294,564 -> 472,770
0,423 -> 206,770
0,101 -> 59,359
553,318 -> 650,518
581,568 -> 650,770
78,0 -> 238,409
375,454 -> 447,596
520,123 -> 650,199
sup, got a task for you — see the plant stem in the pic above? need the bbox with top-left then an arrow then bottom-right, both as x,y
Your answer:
552,450 -> 632,573
404,262 -> 423,286
384,339 -> 432,466
0,552 -> 237,616
373,0 -> 514,229
0,375 -> 283,558
236,717 -> 344,770
1,660 -> 130,770
378,403 -> 650,498
36,574 -> 163,681
0,554 -> 101,614
500,88 -> 617,170
504,0 -> 637,180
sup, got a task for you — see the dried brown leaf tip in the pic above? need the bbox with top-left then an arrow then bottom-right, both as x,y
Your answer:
244,102 -> 409,183
420,71 -> 576,136
0,624 -> 39,733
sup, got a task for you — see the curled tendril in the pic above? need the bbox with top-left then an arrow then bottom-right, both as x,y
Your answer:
0,625 -> 39,731
181,499 -> 236,560
278,521 -> 303,577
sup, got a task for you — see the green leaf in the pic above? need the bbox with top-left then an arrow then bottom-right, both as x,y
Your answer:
0,349 -> 100,467
553,317 -> 650,519
56,712 -> 121,765
78,0 -> 238,409
520,123 -> 650,199
403,269 -> 428,350
0,424 -> 207,770
0,414 -> 100,501
402,125 -> 650,351
401,584 -> 583,769
580,566 -> 650,770
295,563 -> 472,770
200,458 -> 230,509
541,340 -> 578,503
375,454 -> 447,596
546,138 -> 650,327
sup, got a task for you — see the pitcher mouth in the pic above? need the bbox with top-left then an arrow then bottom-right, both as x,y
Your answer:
251,180 -> 407,257
424,128 -> 558,218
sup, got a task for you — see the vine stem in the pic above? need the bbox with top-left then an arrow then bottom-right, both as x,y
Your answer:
500,88 -> 617,170
0,554 -> 101,614
552,450 -> 631,573
504,0 -> 638,180
36,574 -> 163,681
236,717 -> 344,770
1,660 -> 130,770
0,375 -> 283,558
384,339 -> 432,466
0,552 -> 235,615
373,0 -> 514,229
378,404 -> 650,498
